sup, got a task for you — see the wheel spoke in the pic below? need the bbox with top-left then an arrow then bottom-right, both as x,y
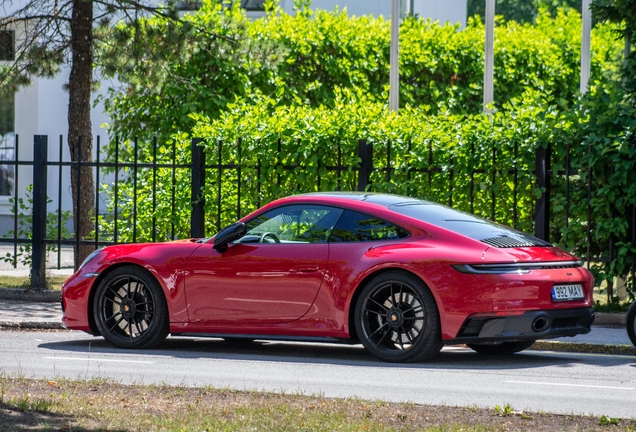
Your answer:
368,297 -> 389,313
128,321 -> 134,340
107,286 -> 124,301
363,307 -> 384,316
368,321 -> 389,339
108,315 -> 125,332
401,326 -> 415,344
135,321 -> 144,336
389,283 -> 396,307
375,325 -> 392,347
126,277 -> 133,298
104,310 -> 122,322
402,304 -> 423,315
134,301 -> 154,308
395,329 -> 405,350
104,296 -> 120,306
397,283 -> 404,306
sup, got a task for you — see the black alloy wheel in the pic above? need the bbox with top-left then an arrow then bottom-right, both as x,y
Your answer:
466,340 -> 536,355
93,266 -> 169,349
354,272 -> 442,363
627,301 -> 636,348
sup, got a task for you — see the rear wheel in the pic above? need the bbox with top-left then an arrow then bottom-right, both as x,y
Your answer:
93,266 -> 169,349
467,340 -> 535,355
627,301 -> 636,348
354,272 -> 442,363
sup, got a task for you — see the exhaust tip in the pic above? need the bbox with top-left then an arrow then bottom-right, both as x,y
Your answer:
532,316 -> 550,332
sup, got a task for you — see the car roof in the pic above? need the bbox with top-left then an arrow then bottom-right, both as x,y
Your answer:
289,192 -> 552,248
296,192 -> 434,207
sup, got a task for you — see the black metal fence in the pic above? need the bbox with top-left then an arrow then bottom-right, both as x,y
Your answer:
0,134 -> 634,296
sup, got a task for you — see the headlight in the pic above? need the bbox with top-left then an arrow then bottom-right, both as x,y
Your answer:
78,248 -> 102,272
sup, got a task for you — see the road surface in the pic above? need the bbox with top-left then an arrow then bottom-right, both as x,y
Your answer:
1,330 -> 634,418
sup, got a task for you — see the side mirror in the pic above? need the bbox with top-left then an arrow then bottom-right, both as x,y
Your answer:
213,222 -> 247,253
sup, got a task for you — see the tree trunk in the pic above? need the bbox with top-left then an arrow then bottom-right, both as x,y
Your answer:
68,0 -> 96,270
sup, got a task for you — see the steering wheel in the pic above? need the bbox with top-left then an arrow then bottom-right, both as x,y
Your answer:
259,232 -> 281,243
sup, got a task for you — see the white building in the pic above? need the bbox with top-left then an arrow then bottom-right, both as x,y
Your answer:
0,0 -> 467,234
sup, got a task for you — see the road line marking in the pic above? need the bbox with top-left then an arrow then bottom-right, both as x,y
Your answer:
44,356 -> 155,364
505,380 -> 634,390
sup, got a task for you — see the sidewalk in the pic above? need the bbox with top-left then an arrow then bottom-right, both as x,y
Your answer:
0,296 -> 634,355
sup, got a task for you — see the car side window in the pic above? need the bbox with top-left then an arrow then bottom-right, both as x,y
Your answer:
241,205 -> 344,244
329,210 -> 409,243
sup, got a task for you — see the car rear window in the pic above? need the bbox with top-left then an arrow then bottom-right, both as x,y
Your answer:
388,203 -> 551,247
329,210 -> 409,243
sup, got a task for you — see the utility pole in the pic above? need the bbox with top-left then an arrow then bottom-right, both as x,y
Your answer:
389,0 -> 400,111
483,0 -> 495,112
580,0 -> 591,94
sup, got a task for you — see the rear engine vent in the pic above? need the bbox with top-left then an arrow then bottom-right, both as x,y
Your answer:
481,235 -> 552,248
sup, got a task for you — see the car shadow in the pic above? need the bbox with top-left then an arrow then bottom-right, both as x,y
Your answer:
38,335 -> 636,370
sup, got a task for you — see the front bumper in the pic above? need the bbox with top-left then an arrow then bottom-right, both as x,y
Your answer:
446,307 -> 594,345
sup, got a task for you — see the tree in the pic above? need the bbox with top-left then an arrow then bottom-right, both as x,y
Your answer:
0,0 -> 191,267
592,0 -> 636,94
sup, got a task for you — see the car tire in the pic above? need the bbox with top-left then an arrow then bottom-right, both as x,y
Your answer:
354,271 -> 442,363
466,340 -> 535,355
93,266 -> 169,349
627,301 -> 636,348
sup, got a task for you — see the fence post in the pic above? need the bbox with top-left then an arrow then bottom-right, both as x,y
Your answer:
534,144 -> 551,241
191,138 -> 205,238
32,135 -> 48,289
357,139 -> 373,192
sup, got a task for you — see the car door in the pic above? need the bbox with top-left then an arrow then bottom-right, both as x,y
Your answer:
184,204 -> 343,325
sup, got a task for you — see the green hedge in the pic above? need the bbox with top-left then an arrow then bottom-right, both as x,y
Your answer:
100,2 -> 623,142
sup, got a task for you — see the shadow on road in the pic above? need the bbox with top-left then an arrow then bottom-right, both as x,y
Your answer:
37,335 -> 636,370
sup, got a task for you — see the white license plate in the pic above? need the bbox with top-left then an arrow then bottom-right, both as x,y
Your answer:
551,284 -> 584,301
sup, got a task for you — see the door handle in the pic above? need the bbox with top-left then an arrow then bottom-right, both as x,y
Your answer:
291,265 -> 320,273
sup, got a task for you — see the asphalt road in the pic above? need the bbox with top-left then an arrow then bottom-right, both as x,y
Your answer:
1,330 -> 635,419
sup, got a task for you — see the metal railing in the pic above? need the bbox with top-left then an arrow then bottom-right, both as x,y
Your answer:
0,134 -> 633,296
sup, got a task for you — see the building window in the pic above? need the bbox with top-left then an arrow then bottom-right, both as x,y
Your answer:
0,29 -> 15,196
0,91 -> 14,196
0,30 -> 14,61
241,0 -> 266,11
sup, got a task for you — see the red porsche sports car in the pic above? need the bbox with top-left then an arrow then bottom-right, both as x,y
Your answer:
61,192 -> 594,362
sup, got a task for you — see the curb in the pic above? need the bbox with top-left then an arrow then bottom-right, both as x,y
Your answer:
0,321 -> 65,330
594,312 -> 627,328
0,288 -> 60,303
531,340 -> 636,356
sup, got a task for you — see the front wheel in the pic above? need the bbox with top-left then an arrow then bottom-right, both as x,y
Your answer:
467,340 -> 535,355
93,266 -> 169,349
354,272 -> 442,363
627,301 -> 636,348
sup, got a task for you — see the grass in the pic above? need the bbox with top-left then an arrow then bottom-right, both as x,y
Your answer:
0,376 -> 634,431
0,276 -> 67,291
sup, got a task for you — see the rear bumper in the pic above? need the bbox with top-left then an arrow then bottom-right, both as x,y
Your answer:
445,307 -> 594,345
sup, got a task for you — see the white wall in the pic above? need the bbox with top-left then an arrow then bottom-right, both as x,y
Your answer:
416,0 -> 467,28
260,0 -> 467,26
0,66 -> 112,232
